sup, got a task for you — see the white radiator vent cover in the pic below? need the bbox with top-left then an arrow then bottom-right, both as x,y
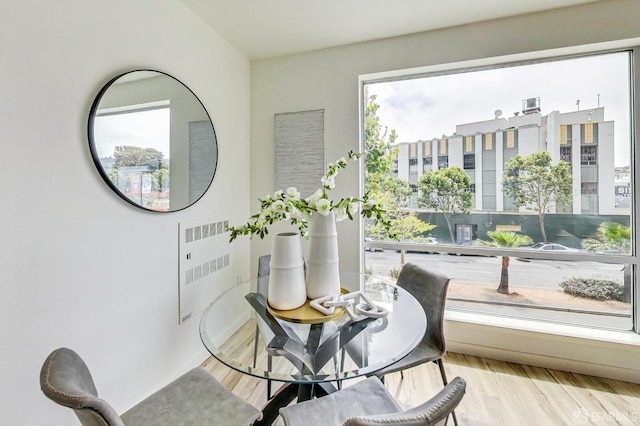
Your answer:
178,217 -> 231,323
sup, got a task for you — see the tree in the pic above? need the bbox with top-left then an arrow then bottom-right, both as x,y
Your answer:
363,91 -> 435,261
582,222 -> 631,253
364,94 -> 397,176
363,92 -> 404,227
367,203 -> 436,264
114,146 -> 164,168
365,168 -> 436,263
107,168 -> 120,187
480,230 -> 533,294
416,167 -> 472,243
582,222 -> 632,303
154,168 -> 170,193
503,152 -> 572,243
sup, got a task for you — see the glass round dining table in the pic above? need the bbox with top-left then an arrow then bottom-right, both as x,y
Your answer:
199,270 -> 426,426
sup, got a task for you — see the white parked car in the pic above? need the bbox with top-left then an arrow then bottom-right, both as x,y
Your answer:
524,242 -> 579,252
425,236 -> 439,245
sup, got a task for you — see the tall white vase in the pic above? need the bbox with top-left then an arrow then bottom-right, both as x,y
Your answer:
268,232 -> 307,310
306,211 -> 341,299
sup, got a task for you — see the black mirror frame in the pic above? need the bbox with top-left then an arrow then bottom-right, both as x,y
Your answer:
87,69 -> 218,213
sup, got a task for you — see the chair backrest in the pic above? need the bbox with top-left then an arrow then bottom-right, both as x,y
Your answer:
40,348 -> 124,426
344,376 -> 466,426
257,253 -> 306,296
396,263 -> 451,355
257,254 -> 271,295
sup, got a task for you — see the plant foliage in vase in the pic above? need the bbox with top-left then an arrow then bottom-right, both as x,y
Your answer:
229,151 -> 394,241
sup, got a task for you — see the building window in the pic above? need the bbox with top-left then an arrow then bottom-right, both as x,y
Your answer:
560,125 -> 573,145
439,139 -> 448,155
581,145 -> 597,165
583,123 -> 595,144
409,157 -> 418,173
463,153 -> 475,169
581,182 -> 598,195
560,146 -> 572,163
465,136 -> 473,152
505,130 -> 517,149
423,156 -> 433,167
438,155 -> 449,169
469,183 -> 476,193
484,133 -> 493,150
423,141 -> 432,156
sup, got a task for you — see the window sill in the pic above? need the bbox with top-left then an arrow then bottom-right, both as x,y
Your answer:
444,309 -> 640,383
445,309 -> 640,346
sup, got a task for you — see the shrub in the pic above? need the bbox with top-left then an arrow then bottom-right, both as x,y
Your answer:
388,267 -> 401,279
559,277 -> 623,301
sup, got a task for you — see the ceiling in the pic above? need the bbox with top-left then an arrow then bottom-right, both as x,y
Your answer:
180,0 -> 600,60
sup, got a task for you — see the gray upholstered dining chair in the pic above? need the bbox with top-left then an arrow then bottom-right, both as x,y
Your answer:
279,375 -> 465,426
253,254 -> 275,399
372,263 -> 457,425
40,347 -> 262,426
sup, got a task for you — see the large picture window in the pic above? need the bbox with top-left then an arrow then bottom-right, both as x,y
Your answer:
362,50 -> 634,331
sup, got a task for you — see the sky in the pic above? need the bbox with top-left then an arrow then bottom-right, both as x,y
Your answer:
366,51 -> 631,166
93,107 -> 170,159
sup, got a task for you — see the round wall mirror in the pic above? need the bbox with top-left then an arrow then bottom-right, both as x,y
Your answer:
88,70 -> 218,212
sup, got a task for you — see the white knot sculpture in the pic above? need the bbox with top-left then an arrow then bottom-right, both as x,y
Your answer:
309,291 -> 388,321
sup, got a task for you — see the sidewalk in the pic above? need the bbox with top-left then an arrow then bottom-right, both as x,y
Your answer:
445,281 -> 632,329
448,281 -> 630,314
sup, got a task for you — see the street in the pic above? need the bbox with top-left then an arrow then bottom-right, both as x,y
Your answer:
365,250 -> 624,290
365,250 -> 631,329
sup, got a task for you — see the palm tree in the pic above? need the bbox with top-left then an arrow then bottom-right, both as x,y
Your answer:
582,222 -> 631,303
481,230 -> 533,294
582,222 -> 630,253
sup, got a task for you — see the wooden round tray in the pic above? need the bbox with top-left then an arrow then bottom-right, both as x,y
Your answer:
267,288 -> 348,324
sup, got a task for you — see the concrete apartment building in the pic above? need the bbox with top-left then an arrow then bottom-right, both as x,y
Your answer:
394,98 -> 628,216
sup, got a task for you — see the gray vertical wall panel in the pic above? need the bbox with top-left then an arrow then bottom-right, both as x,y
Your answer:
189,120 -> 217,204
274,110 -> 324,198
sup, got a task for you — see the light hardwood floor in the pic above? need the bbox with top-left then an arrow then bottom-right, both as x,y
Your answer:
201,352 -> 640,426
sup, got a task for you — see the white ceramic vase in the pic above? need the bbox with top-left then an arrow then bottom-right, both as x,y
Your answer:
305,211 -> 341,299
268,232 -> 307,310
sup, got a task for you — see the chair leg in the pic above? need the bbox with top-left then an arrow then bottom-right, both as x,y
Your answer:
334,355 -> 342,390
338,349 -> 346,389
436,359 -> 449,385
436,359 -> 458,426
449,409 -> 459,426
267,355 -> 273,400
253,325 -> 259,368
255,325 -> 274,400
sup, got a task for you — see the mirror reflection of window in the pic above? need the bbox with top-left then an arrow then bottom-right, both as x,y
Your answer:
88,70 -> 218,212
94,103 -> 171,211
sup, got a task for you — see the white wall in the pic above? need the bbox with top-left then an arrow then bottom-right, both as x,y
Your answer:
1,1 -> 250,424
251,0 -> 640,382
